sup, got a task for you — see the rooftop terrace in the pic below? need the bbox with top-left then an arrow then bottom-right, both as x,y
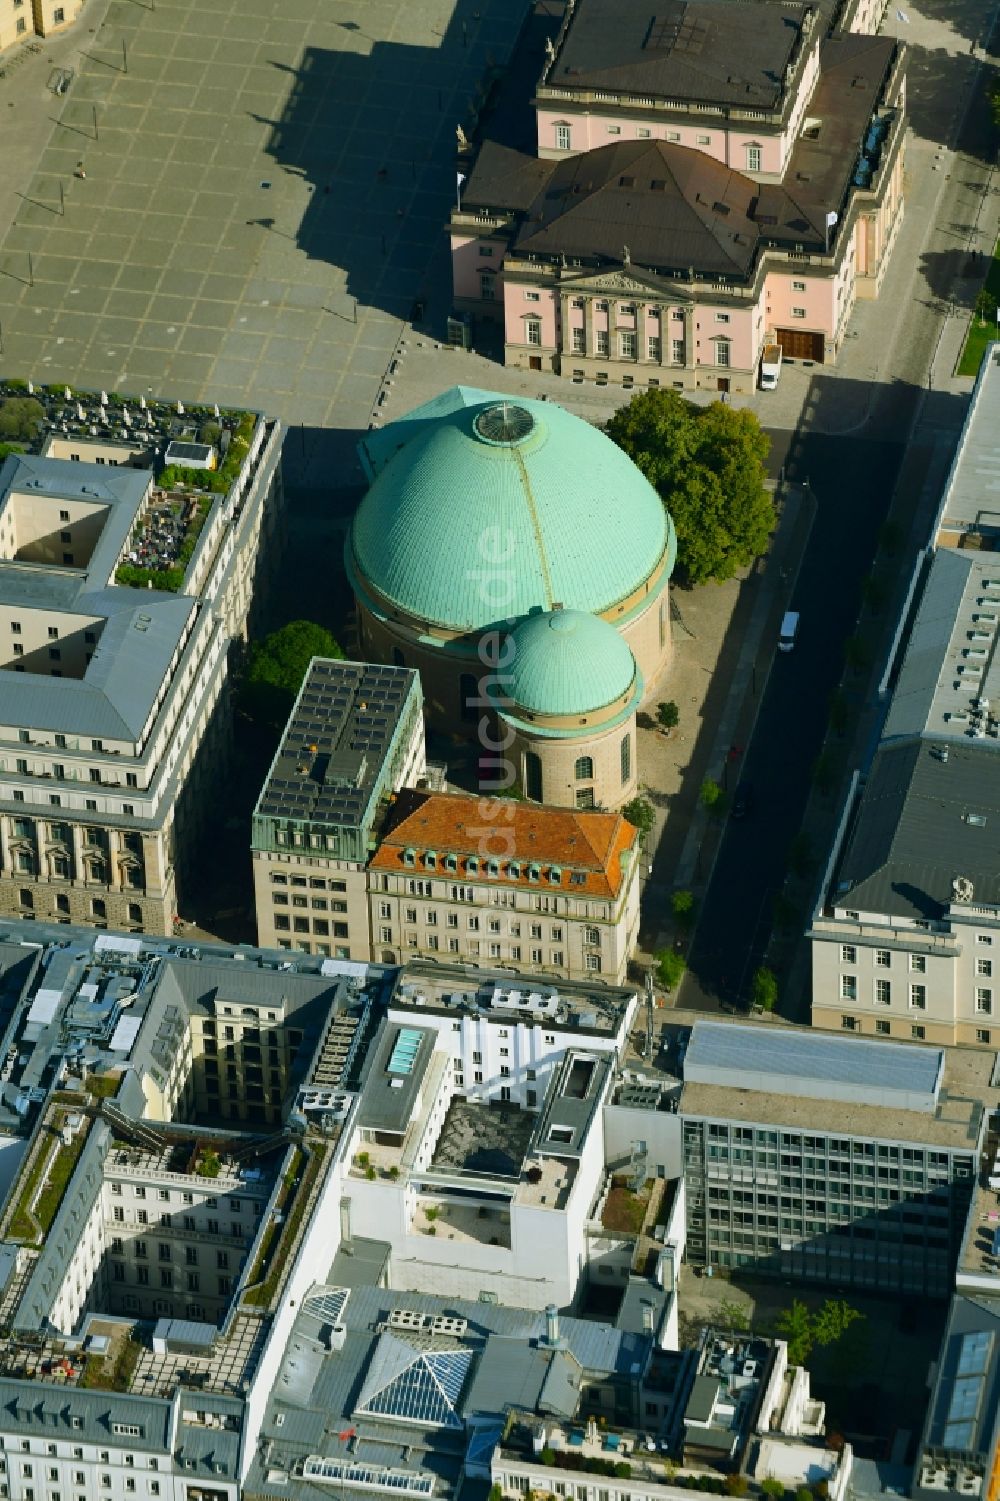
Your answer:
391,963 -> 634,1037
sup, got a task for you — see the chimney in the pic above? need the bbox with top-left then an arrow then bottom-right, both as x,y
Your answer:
545,1304 -> 559,1345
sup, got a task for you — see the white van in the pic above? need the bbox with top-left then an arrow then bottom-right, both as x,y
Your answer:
779,610 -> 799,653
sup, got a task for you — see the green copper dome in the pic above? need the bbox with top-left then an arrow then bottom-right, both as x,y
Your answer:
501,609 -> 641,716
348,388 -> 674,632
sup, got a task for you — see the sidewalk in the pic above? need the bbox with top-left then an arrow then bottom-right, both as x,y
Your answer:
0,0 -> 114,242
671,485 -> 814,895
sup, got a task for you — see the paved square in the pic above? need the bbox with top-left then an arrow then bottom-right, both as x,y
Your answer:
0,0 -> 529,481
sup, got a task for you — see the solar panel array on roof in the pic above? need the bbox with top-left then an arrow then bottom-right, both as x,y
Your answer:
165,441 -> 212,462
685,1021 -> 943,1113
304,1288 -> 351,1327
256,661 -> 414,827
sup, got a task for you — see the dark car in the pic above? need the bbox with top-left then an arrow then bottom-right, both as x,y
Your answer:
731,783 -> 754,820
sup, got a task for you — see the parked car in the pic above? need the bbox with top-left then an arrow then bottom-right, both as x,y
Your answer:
731,782 -> 754,820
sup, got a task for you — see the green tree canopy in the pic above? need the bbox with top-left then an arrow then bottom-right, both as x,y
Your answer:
812,1298 -> 863,1348
774,1297 -> 862,1367
621,795 -> 655,841
775,1299 -> 813,1365
751,966 -> 778,1012
606,390 -> 774,586
240,620 -> 344,729
654,948 -> 686,991
0,397 -> 44,441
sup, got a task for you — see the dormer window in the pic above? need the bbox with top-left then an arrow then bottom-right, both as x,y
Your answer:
508,862 -> 521,879
488,860 -> 500,877
549,867 -> 562,885
527,864 -> 540,882
425,851 -> 437,869
468,856 -> 480,874
445,853 -> 458,872
403,848 -> 415,867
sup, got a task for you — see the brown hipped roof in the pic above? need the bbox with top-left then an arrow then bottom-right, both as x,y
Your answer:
370,789 -> 639,900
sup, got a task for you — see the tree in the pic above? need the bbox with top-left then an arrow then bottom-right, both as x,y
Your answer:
788,832 -> 813,879
990,76 -> 1000,127
976,289 -> 997,324
621,794 -> 655,842
862,570 -> 888,615
828,689 -> 849,738
654,948 -> 686,991
813,747 -> 842,797
240,620 -> 344,728
700,777 -> 723,813
671,889 -> 696,928
775,1299 -> 814,1364
0,396 -> 44,441
760,1482 -> 785,1501
774,1297 -> 862,1368
812,1298 -> 863,1349
844,634 -> 872,674
657,700 -> 680,732
751,966 -> 778,1012
718,1297 -> 750,1332
878,519 -> 902,556
606,389 -> 774,586
795,1488 -> 815,1501
724,1475 -> 749,1497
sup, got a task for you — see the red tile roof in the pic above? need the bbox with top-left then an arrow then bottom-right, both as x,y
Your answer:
371,789 -> 638,899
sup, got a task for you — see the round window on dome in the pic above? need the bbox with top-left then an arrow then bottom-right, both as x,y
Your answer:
473,403 -> 535,446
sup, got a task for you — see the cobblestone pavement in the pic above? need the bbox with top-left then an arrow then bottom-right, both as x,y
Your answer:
0,0 -> 527,483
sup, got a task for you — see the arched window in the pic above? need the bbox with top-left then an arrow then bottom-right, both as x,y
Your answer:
575,755 -> 594,780
391,647 -> 405,667
555,122 -> 572,152
524,752 -> 543,802
621,733 -> 631,785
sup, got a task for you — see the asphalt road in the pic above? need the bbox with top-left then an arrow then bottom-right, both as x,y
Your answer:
682,429 -> 905,1014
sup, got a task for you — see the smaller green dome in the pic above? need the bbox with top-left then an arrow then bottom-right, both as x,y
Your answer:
502,610 -> 638,716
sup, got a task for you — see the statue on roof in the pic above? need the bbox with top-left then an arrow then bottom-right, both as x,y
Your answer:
622,245 -> 631,266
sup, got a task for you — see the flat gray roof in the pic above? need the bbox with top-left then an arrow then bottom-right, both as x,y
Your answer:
253,657 -> 419,831
685,1020 -> 943,1111
0,453 -> 201,741
936,345 -> 1000,537
834,738 -> 1000,920
883,549 -> 1000,746
680,1035 -> 997,1149
356,1020 -> 436,1134
533,1050 -> 612,1156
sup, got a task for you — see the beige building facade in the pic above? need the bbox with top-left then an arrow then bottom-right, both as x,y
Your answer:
0,0 -> 82,52
368,790 -> 641,985
251,658 -> 427,958
811,352 -> 1000,1050
0,400 -> 284,935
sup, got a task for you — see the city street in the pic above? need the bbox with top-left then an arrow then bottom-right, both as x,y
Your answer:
682,431 -> 905,1012
675,0 -> 1000,1012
